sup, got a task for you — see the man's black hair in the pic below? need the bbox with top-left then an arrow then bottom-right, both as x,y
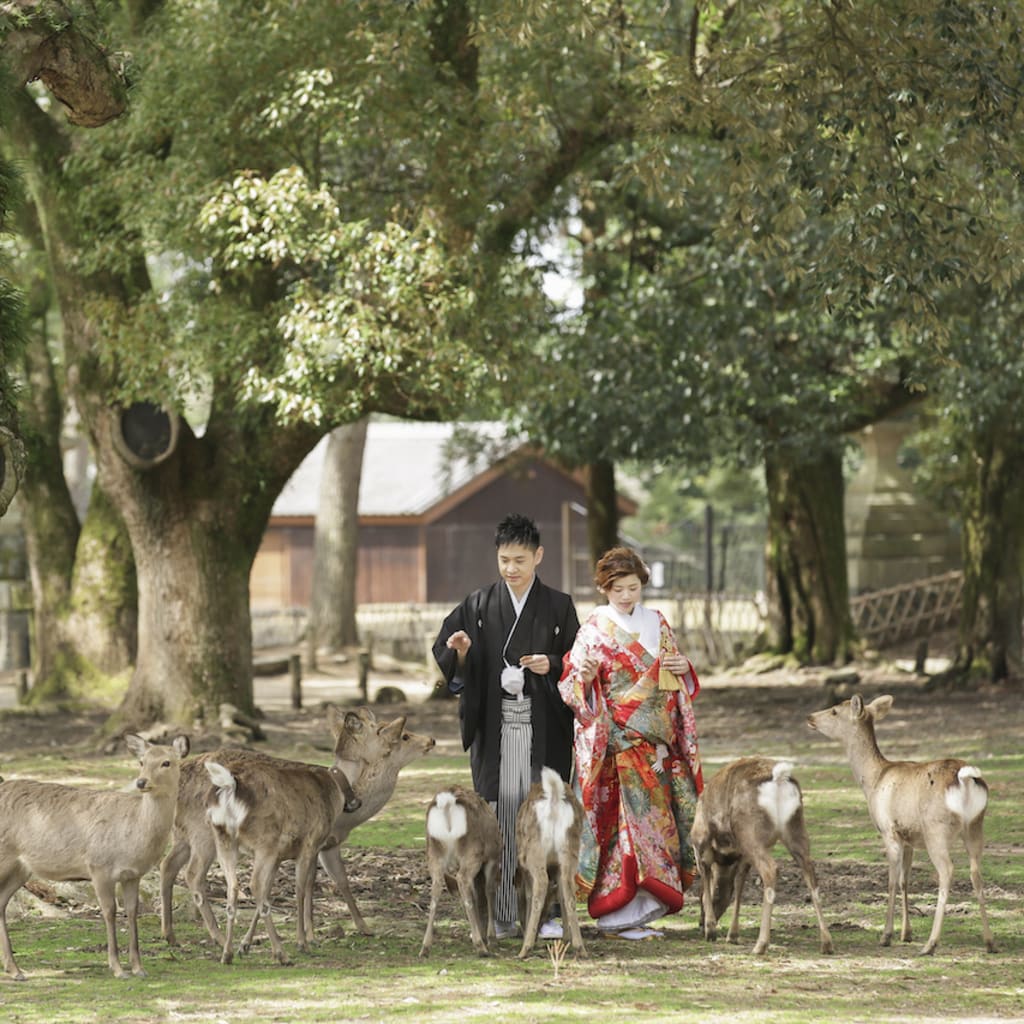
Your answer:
494,512 -> 541,551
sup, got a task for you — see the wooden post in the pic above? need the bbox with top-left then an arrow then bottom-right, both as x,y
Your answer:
15,671 -> 28,703
358,649 -> 370,704
289,654 -> 302,709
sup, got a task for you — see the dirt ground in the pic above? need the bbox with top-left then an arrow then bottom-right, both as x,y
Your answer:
1,631 -> 1020,935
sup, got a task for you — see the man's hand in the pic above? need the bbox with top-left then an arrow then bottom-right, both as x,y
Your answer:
519,654 -> 551,675
446,630 -> 471,662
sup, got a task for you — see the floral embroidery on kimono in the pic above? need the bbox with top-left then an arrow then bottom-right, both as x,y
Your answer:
559,608 -> 704,920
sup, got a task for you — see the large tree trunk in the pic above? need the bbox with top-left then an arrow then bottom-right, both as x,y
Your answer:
950,429 -> 1024,685
764,444 -> 854,665
308,418 -> 368,659
84,397 -> 322,731
584,458 -> 619,567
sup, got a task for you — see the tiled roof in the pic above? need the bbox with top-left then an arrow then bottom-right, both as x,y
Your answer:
272,420 -> 517,518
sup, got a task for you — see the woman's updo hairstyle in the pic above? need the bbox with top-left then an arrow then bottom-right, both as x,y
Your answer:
594,546 -> 650,591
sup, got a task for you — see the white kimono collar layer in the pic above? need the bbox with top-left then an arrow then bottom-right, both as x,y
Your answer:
597,604 -> 660,655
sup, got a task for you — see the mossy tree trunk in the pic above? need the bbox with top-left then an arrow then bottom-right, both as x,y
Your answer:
950,428 -> 1024,685
10,90 -> 137,704
764,444 -> 854,665
86,399 -> 321,731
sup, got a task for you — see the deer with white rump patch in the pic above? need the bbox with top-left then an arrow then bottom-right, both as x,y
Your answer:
690,756 -> 833,955
419,786 -> 501,957
807,693 -> 995,955
160,706 -> 435,958
0,733 -> 190,980
514,766 -> 587,959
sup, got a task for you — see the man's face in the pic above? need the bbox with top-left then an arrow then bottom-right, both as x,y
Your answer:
497,542 -> 544,598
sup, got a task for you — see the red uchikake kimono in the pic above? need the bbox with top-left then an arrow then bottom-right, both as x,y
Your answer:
559,608 -> 704,922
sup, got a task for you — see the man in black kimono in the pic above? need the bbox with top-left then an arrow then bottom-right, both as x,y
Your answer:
432,512 -> 579,938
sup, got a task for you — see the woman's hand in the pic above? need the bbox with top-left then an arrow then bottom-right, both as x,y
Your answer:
579,652 -> 600,687
662,652 -> 689,675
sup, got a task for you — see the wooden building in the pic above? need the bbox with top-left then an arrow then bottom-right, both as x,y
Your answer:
250,421 -> 635,609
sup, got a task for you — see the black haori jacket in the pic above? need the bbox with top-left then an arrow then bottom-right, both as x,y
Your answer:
432,578 -> 579,801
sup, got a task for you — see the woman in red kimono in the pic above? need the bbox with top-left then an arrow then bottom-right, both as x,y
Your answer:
559,546 -> 704,939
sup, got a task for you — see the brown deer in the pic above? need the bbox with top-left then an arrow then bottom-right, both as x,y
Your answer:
514,767 -> 587,959
807,694 -> 995,955
159,706 -> 434,956
689,757 -> 834,955
0,733 -> 190,980
419,786 -> 501,957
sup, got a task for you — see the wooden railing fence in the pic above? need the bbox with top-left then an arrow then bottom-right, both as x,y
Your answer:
849,571 -> 964,647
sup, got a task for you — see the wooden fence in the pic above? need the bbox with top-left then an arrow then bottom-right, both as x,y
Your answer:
849,570 -> 964,647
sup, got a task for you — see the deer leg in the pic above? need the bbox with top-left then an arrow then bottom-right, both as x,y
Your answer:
0,869 -> 29,980
920,842 -> 953,956
483,861 -> 499,949
159,836 -> 191,945
516,865 -> 547,959
418,870 -> 447,958
318,845 -> 372,936
212,829 -> 240,965
880,840 -> 903,946
727,861 -> 751,944
698,859 -> 717,941
121,878 -> 146,977
786,839 -> 834,955
294,850 -> 318,953
965,819 -> 995,953
183,839 -> 225,946
249,855 -> 290,965
93,875 -> 127,979
556,859 -> 587,956
748,853 -> 776,956
898,843 -> 915,943
456,864 -> 490,956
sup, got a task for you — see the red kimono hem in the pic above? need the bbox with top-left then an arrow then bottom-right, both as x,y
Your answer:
587,853 -> 686,920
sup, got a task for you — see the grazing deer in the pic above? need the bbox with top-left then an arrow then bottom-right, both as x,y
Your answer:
419,786 -> 501,957
514,767 -> 587,959
690,757 -> 834,955
807,693 -> 995,955
159,706 -> 435,955
0,734 -> 190,980
203,756 -> 359,964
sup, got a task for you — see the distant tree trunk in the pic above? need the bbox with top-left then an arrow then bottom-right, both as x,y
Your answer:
18,323 -> 79,689
308,418 -> 368,659
584,458 -> 619,566
764,444 -> 854,665
949,429 -> 1024,686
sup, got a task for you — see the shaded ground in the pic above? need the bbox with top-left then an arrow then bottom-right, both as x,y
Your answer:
2,630 -> 1019,946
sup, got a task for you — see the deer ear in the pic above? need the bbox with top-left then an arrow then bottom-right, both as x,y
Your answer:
849,695 -> 864,719
344,711 -> 365,733
125,733 -> 147,760
868,694 -> 894,722
174,735 -> 191,759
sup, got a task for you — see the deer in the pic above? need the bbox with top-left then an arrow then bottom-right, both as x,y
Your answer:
689,756 -> 834,955
159,705 -> 435,957
514,766 -> 587,960
0,733 -> 190,980
202,755 -> 360,964
807,693 -> 995,956
419,786 -> 501,957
